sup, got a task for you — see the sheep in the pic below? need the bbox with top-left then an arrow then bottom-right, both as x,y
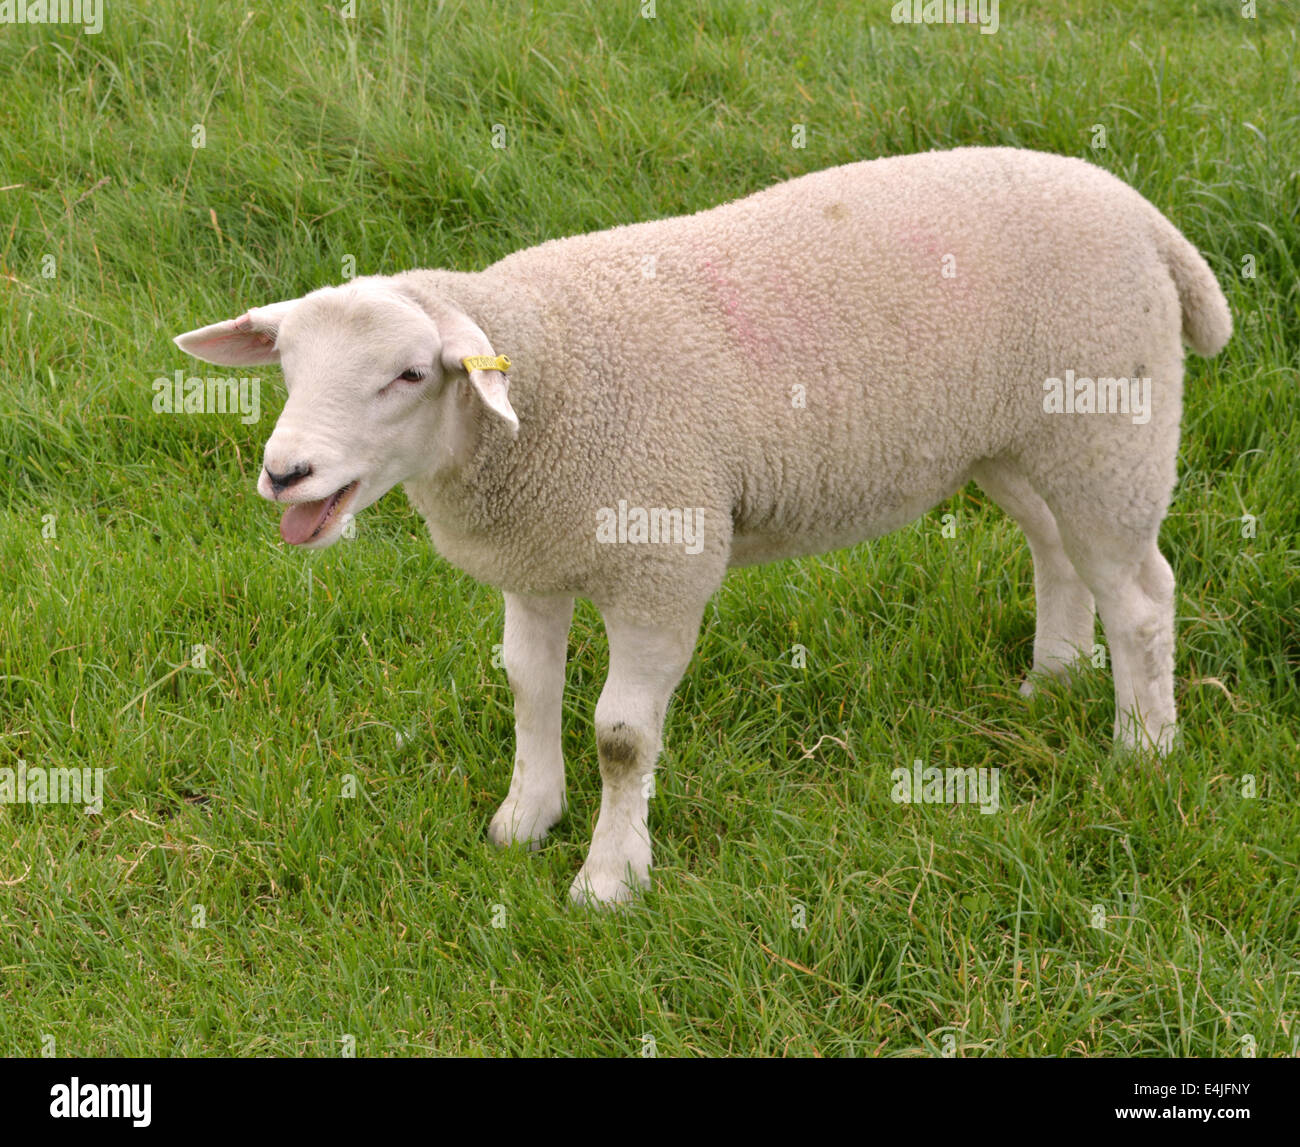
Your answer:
175,146 -> 1232,905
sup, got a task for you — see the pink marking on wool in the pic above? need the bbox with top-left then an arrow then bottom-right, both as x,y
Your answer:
698,258 -> 780,362
901,224 -> 941,257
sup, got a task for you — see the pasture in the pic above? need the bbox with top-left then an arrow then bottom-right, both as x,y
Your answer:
0,0 -> 1296,1055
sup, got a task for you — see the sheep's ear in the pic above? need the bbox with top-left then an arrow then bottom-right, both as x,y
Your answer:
173,299 -> 298,366
438,309 -> 520,436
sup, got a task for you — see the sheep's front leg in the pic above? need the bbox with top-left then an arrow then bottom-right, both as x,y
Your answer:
489,592 -> 574,848
571,605 -> 701,906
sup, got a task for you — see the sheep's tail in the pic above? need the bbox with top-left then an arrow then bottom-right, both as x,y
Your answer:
1149,210 -> 1233,357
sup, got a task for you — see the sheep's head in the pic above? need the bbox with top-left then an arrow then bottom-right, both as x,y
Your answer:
175,283 -> 517,549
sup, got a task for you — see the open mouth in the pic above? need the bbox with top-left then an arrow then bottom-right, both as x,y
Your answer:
279,481 -> 358,546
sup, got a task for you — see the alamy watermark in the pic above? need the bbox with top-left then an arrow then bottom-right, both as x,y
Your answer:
891,759 -> 1000,814
1,759 -> 103,813
891,0 -> 999,35
1043,370 -> 1152,425
0,0 -> 103,34
596,500 -> 704,555
152,370 -> 260,424
50,1078 -> 150,1128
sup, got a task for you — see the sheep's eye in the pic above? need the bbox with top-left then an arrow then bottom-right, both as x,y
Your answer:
397,368 -> 427,383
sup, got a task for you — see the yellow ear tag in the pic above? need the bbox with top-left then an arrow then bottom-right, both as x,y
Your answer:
461,355 -> 511,373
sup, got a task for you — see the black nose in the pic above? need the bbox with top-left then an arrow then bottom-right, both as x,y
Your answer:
265,462 -> 313,495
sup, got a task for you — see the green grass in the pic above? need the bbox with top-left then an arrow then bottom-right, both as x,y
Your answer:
1,0 -> 1297,1057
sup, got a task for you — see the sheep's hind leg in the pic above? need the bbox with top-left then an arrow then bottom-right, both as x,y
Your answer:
1056,532 -> 1179,755
489,592 -> 574,848
972,458 -> 1096,696
570,603 -> 703,906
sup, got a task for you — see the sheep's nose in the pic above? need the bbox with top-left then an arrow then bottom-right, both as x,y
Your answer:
265,462 -> 313,495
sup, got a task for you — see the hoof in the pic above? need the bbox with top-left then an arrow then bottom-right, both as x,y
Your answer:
488,798 -> 562,850
568,864 -> 650,908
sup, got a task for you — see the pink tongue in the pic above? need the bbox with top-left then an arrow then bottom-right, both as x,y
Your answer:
280,497 -> 331,545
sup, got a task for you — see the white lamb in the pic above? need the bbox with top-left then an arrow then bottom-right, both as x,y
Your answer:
176,146 -> 1232,905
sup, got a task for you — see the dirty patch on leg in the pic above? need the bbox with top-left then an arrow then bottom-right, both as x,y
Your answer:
597,722 -> 641,767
